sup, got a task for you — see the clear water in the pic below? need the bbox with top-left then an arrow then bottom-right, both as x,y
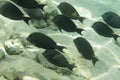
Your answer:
0,0 -> 120,80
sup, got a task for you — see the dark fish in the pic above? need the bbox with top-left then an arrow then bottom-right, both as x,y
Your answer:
24,8 -> 43,19
42,50 -> 75,71
102,11 -> 120,28
11,0 -> 46,11
26,32 -> 66,52
92,21 -> 120,41
24,8 -> 48,21
52,15 -> 84,35
0,1 -> 31,24
57,2 -> 85,23
73,37 -> 99,66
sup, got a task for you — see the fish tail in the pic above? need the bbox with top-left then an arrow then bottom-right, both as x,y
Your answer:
112,34 -> 120,41
78,16 -> 86,23
22,17 -> 31,24
67,64 -> 76,71
92,56 -> 99,66
76,28 -> 84,35
55,45 -> 66,53
38,4 -> 46,11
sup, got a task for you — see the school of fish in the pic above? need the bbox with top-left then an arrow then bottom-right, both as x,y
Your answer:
0,1 -> 120,71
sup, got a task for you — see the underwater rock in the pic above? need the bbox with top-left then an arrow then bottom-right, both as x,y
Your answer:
8,33 -> 32,48
44,4 -> 58,17
20,50 -> 37,61
22,76 -> 39,80
0,49 -> 5,60
30,19 -> 48,29
0,76 -> 7,80
0,55 -> 64,80
4,39 -> 24,55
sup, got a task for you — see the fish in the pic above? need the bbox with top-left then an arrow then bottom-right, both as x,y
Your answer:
26,32 -> 66,52
0,1 -> 31,24
73,37 -> 99,66
52,15 -> 84,35
11,0 -> 46,11
57,2 -> 85,23
23,8 -> 48,22
102,11 -> 120,28
92,21 -> 120,41
42,50 -> 75,71
24,8 -> 47,20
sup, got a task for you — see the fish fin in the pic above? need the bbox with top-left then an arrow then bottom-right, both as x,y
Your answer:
112,34 -> 120,41
92,56 -> 99,66
38,4 -> 46,12
55,45 -> 66,53
58,27 -> 62,32
78,16 -> 86,23
22,17 -> 31,24
67,64 -> 76,71
76,28 -> 84,35
52,53 -> 62,60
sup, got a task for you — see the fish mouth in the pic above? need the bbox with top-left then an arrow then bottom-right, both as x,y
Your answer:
26,37 -> 29,41
26,38 -> 34,45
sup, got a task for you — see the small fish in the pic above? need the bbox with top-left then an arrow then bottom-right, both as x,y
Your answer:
57,2 -> 85,23
24,8 -> 47,20
26,32 -> 66,52
0,1 -> 31,24
92,21 -> 120,41
73,37 -> 99,66
42,50 -> 75,71
52,15 -> 84,35
102,11 -> 120,28
24,8 -> 48,22
11,0 -> 46,11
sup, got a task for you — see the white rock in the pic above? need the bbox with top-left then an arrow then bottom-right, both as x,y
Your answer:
0,76 -> 7,80
0,55 -> 70,80
22,76 -> 39,80
4,39 -> 24,55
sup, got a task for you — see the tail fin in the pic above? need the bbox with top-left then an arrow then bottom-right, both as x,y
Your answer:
112,34 -> 120,41
38,4 -> 46,11
92,56 -> 99,66
78,16 -> 86,23
76,28 -> 84,35
22,17 -> 31,24
67,64 -> 76,71
55,45 -> 66,53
